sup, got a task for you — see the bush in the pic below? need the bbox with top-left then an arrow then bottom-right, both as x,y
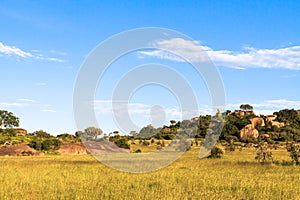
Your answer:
0,135 -> 10,145
41,139 -> 52,151
286,143 -> 300,164
30,130 -> 51,138
113,138 -> 130,149
134,149 -> 142,153
29,139 -> 42,151
57,133 -> 76,142
142,140 -> 150,146
208,146 -> 224,158
29,138 -> 62,151
255,143 -> 273,164
51,138 -> 62,150
225,140 -> 236,152
0,128 -> 16,136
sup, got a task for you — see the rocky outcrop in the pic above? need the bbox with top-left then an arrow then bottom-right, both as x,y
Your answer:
260,134 -> 270,139
58,142 -> 88,155
239,117 -> 264,140
270,121 -> 285,128
0,144 -> 44,156
240,124 -> 259,140
250,117 -> 265,128
266,115 -> 277,122
266,114 -> 285,128
231,110 -> 255,117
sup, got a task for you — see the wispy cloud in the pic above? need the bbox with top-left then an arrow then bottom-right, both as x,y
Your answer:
227,99 -> 300,115
92,99 -> 300,120
0,102 -> 28,108
17,98 -> 37,103
0,41 -> 65,62
280,74 -> 297,78
93,100 -> 212,120
139,38 -> 300,70
0,41 -> 33,58
34,82 -> 47,86
41,109 -> 57,113
0,98 -> 37,108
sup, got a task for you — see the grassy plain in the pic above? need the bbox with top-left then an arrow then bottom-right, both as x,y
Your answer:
0,147 -> 300,200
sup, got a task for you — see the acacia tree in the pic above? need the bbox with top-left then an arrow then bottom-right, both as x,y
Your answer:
240,104 -> 253,111
170,120 -> 176,126
84,127 -> 103,140
0,110 -> 19,129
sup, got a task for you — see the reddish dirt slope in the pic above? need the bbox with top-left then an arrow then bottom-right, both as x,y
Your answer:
0,144 -> 44,156
58,141 -> 129,155
58,142 -> 88,155
83,140 -> 130,154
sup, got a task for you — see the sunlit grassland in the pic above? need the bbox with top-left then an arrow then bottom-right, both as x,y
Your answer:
0,147 -> 299,200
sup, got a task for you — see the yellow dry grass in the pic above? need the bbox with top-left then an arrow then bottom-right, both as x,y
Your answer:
0,147 -> 299,200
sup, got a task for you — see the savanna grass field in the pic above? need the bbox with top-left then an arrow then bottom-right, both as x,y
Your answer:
1,146 -> 299,200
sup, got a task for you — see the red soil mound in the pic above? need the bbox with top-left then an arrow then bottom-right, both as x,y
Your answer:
0,144 -> 44,156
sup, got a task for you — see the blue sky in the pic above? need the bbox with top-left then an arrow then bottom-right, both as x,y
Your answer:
1,0 -> 300,135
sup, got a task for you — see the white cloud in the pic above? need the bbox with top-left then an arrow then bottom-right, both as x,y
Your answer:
41,109 -> 57,113
0,41 -> 65,62
227,99 -> 300,115
280,74 -> 297,78
139,38 -> 300,70
0,102 -> 28,108
0,41 -> 34,58
93,100 -> 213,120
34,82 -> 47,86
36,56 -> 64,63
0,98 -> 37,108
92,99 -> 300,124
17,98 -> 36,103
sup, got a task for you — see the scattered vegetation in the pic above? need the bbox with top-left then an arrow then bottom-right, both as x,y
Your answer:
286,142 -> 300,164
255,142 -> 273,164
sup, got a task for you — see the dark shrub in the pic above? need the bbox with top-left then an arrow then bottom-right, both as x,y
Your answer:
114,138 -> 130,149
208,146 -> 224,158
134,149 -> 142,153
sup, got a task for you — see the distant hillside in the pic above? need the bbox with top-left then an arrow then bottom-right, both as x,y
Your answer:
1,107 -> 300,156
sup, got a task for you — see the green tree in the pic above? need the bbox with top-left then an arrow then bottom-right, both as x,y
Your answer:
276,109 -> 300,126
220,122 -> 239,141
286,143 -> 300,164
29,139 -> 42,151
41,139 -> 52,151
30,130 -> 51,138
75,131 -> 84,137
255,142 -> 273,164
51,138 -> 63,150
138,125 -> 157,139
170,120 -> 176,126
0,110 -> 19,129
197,115 -> 211,138
84,127 -> 103,140
57,133 -> 76,142
240,104 -> 253,111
